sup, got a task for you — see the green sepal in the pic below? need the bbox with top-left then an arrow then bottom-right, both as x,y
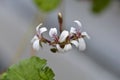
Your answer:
50,48 -> 58,53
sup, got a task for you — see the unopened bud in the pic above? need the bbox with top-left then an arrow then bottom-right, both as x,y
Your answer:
58,12 -> 63,25
58,12 -> 63,33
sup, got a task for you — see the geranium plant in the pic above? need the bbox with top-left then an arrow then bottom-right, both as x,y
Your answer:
0,12 -> 89,80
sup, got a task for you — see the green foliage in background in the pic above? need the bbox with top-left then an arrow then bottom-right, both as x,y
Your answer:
92,0 -> 111,13
0,56 -> 55,80
33,0 -> 61,12
33,0 -> 112,14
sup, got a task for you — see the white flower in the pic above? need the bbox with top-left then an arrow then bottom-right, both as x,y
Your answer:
70,20 -> 82,34
57,30 -> 72,52
73,20 -> 90,38
70,20 -> 90,51
31,23 -> 47,51
49,29 -> 72,52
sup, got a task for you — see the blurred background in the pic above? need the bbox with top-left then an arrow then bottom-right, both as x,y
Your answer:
0,0 -> 120,80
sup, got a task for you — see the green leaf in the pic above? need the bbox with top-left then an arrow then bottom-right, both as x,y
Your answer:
33,0 -> 61,12
0,72 -> 7,80
1,56 -> 55,80
92,0 -> 111,13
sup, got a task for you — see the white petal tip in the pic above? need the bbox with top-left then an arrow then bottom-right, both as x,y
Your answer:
78,38 -> 86,51
49,28 -> 57,38
39,27 -> 47,34
74,20 -> 82,27
82,32 -> 90,39
36,23 -> 43,31
32,40 -> 40,51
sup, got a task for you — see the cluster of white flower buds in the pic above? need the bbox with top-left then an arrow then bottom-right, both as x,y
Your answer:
31,12 -> 90,53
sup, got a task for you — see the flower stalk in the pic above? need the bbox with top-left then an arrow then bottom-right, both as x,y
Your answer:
58,12 -> 63,33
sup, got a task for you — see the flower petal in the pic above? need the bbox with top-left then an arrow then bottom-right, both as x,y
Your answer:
49,28 -> 57,38
71,40 -> 79,47
39,27 -> 47,34
59,30 -> 69,42
82,32 -> 90,39
32,40 -> 40,51
70,27 -> 76,34
64,44 -> 72,51
56,44 -> 64,52
31,35 -> 39,43
78,38 -> 86,51
36,23 -> 43,32
74,20 -> 82,27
